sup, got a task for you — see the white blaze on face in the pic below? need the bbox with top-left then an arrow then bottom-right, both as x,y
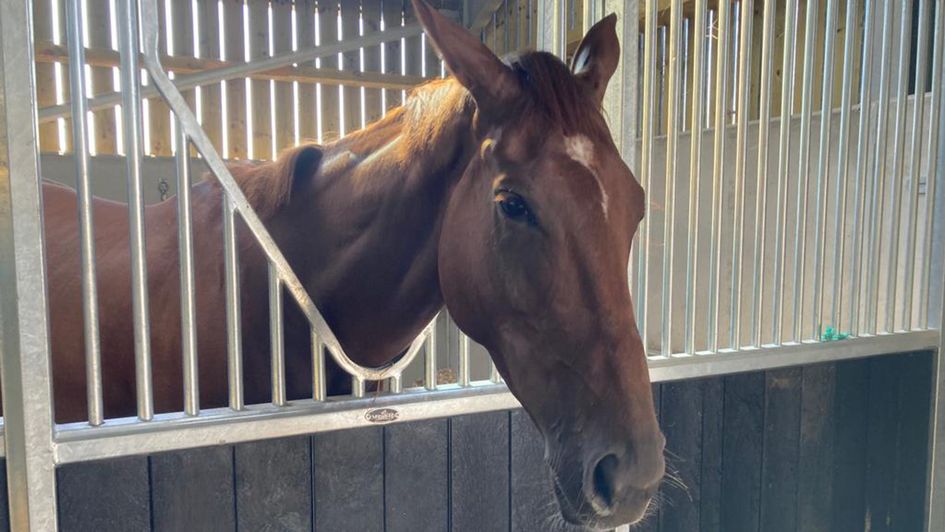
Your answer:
565,135 -> 608,218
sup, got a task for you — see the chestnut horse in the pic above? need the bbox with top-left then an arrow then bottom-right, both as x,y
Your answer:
33,1 -> 663,527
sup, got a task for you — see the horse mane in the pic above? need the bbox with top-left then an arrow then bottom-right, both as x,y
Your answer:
204,143 -> 322,218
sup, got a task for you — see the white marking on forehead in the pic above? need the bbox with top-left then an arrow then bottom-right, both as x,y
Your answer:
564,135 -> 609,218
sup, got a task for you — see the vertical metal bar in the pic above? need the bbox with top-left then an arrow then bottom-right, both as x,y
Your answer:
0,0 -> 60,527
117,0 -> 154,421
903,0 -> 932,331
790,0 -> 820,342
389,374 -> 403,394
311,331 -> 326,401
582,0 -> 598,34
557,0 -> 567,59
639,0 -> 657,354
458,333 -> 470,387
223,197 -> 244,410
883,0 -> 915,333
849,0 -> 878,336
269,263 -> 286,406
65,0 -> 104,426
352,376 -> 366,398
707,0 -> 731,351
490,362 -> 502,383
728,0 -> 753,349
865,0 -> 897,334
811,0 -> 841,340
829,0 -> 860,333
424,320 -> 437,391
772,0 -> 799,344
921,0 -> 945,329
750,0 -> 777,347
660,0 -> 682,357
177,128 -> 199,416
684,0 -> 706,355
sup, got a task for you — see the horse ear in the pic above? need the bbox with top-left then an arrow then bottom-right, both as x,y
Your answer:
411,0 -> 518,118
570,13 -> 619,106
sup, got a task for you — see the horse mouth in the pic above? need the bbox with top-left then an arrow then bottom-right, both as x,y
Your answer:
550,472 -> 610,531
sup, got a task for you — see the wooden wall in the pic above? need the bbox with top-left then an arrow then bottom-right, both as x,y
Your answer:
0,350 -> 932,531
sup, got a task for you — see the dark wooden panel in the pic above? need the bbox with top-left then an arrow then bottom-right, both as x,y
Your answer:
0,459 -> 8,532
510,409 -> 557,531
891,352 -> 933,532
797,364 -> 837,532
720,373 -> 764,532
759,368 -> 802,532
235,436 -> 312,531
636,384 -> 661,532
864,355 -> 901,532
659,380 -> 703,532
57,457 -> 150,532
699,378 -> 724,532
150,446 -> 236,532
385,419 -> 449,532
831,358 -> 870,531
450,411 -> 510,532
313,427 -> 384,532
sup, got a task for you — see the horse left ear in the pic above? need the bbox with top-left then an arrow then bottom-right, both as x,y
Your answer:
570,13 -> 620,106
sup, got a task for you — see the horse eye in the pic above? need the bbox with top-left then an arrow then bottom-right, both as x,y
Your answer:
495,191 -> 531,221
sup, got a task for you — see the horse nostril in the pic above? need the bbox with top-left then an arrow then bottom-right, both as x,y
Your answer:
591,453 -> 620,512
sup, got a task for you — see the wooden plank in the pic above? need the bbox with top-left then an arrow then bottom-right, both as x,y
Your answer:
148,1 -> 172,156
797,363 -> 837,532
198,0 -> 225,152
224,0 -> 248,159
385,419 -> 450,532
362,0 -> 385,125
234,436 -> 312,531
171,0 -> 197,157
57,457 -> 150,532
272,1 -> 296,152
635,383 -> 661,532
758,368 -> 802,532
249,0 -> 273,159
382,0 -> 405,111
342,0 -> 364,135
34,0 -> 65,152
296,0 -> 320,143
510,409 -> 557,531
86,0 -> 117,155
313,427 -> 384,531
659,380 -> 703,532
319,2 -> 342,142
831,357 -> 870,531
150,446 -> 236,532
720,372 -> 764,532
890,351 -> 934,531
699,377 -> 724,532
864,355 -> 901,532
450,411 -> 510,531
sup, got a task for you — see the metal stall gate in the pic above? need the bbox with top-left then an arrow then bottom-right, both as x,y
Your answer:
1,0 -> 945,530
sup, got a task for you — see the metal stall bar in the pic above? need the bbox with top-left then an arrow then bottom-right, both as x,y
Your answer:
0,0 -> 59,527
458,333 -> 471,387
660,0 -> 682,357
849,0 -> 878,336
902,0 -> 932,330
177,128 -> 199,416
828,0 -> 860,332
707,0 -> 731,351
638,0 -> 656,354
536,0 -> 565,57
884,0 -> 916,333
64,0 -> 104,426
791,0 -> 820,343
117,0 -> 154,421
729,0 -> 753,349
750,0 -> 777,347
269,263 -> 286,406
865,0 -> 897,334
223,197 -> 244,411
425,317 -> 438,390
921,0 -> 945,329
312,332 -> 327,400
811,0 -> 840,340
684,0 -> 706,355
772,0 -> 800,343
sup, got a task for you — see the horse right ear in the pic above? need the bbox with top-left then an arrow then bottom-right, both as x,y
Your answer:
411,0 -> 519,119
